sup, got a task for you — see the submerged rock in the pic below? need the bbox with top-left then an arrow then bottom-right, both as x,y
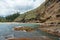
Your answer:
13,26 -> 35,32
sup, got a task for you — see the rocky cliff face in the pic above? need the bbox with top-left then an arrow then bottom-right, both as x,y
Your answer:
14,0 -> 60,23
43,0 -> 60,23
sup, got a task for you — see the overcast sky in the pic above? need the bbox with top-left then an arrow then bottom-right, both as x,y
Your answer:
0,0 -> 45,16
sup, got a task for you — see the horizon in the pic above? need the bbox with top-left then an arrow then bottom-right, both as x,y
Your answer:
0,0 -> 45,16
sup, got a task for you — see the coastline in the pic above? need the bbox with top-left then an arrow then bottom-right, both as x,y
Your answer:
0,22 -> 41,24
39,26 -> 60,37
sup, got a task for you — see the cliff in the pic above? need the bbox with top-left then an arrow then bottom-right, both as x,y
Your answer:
14,0 -> 60,23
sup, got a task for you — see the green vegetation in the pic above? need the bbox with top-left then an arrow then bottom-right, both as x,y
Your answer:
6,12 -> 20,22
14,0 -> 60,23
0,1 -> 46,22
0,17 -> 6,22
0,0 -> 60,23
0,12 -> 20,22
14,2 -> 45,23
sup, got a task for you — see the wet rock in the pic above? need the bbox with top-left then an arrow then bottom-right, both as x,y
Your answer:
13,26 -> 35,32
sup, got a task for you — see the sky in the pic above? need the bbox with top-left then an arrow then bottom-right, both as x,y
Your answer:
0,0 -> 45,16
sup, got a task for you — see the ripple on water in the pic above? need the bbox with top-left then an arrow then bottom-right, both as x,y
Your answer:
0,23 -> 59,40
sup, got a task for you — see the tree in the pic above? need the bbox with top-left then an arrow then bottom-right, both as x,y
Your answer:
6,12 -> 20,22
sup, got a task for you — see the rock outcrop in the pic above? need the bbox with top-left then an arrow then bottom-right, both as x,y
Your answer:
13,26 -> 35,32
14,0 -> 60,23
44,0 -> 60,23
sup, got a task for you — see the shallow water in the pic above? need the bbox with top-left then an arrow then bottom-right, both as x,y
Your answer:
0,23 -> 59,40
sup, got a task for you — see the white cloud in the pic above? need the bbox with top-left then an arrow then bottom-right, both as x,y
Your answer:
0,0 -> 45,16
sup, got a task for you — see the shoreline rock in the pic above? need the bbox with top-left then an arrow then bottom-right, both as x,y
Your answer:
39,27 -> 60,37
13,26 -> 35,32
